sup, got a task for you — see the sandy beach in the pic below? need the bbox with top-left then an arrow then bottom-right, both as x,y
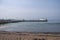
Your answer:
0,31 -> 60,40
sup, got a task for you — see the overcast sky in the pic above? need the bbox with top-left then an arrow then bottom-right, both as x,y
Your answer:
0,0 -> 60,20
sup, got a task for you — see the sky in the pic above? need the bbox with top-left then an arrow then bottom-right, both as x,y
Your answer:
0,0 -> 60,20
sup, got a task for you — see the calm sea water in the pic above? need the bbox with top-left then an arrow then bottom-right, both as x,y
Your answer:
0,20 -> 60,32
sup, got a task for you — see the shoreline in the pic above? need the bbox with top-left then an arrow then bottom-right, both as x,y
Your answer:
0,31 -> 60,34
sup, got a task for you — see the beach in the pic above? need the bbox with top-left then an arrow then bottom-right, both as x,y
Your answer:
0,22 -> 60,40
0,31 -> 60,40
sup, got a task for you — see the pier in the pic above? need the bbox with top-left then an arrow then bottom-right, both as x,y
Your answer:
0,19 -> 47,24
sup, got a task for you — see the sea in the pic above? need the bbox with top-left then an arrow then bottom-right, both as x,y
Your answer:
0,20 -> 60,32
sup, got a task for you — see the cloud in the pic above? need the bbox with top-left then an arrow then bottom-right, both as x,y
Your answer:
0,0 -> 60,20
